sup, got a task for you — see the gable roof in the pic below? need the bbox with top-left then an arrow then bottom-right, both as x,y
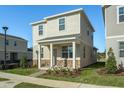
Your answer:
30,8 -> 83,25
0,33 -> 27,41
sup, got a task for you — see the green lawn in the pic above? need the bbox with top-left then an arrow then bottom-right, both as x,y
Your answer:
0,78 -> 9,81
14,82 -> 51,88
1,67 -> 39,76
38,62 -> 124,87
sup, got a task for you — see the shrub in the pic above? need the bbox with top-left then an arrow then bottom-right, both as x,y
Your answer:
105,48 -> 117,74
20,56 -> 28,68
46,69 -> 53,74
46,67 -> 81,76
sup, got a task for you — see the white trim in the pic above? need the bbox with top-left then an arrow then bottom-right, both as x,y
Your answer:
117,39 -> 124,41
30,19 -> 46,25
44,8 -> 83,19
50,43 -> 53,67
38,45 -> 41,69
105,8 -> 107,40
117,5 -> 124,24
106,35 -> 124,39
72,42 -> 76,69
38,37 -> 76,43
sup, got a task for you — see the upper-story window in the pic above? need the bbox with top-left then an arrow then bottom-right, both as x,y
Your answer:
59,18 -> 65,31
119,42 -> 124,57
118,6 -> 124,23
14,41 -> 17,46
87,30 -> 89,36
39,25 -> 43,35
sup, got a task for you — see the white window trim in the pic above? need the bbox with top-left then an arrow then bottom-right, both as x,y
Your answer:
58,17 -> 66,32
61,45 -> 72,58
118,41 -> 124,57
117,5 -> 124,24
39,24 -> 44,35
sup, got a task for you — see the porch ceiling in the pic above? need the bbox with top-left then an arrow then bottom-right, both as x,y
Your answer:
38,34 -> 81,45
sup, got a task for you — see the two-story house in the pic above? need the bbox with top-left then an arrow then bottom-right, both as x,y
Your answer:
31,8 -> 96,69
103,5 -> 124,67
0,33 -> 27,63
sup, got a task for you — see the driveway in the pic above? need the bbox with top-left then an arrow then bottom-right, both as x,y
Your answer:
0,72 -> 116,88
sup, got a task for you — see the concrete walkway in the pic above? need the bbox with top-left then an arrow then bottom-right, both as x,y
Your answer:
0,80 -> 21,88
0,72 -> 116,88
29,70 -> 46,77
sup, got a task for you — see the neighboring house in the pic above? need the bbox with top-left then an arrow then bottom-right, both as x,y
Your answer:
103,5 -> 124,67
27,48 -> 33,61
31,8 -> 96,69
0,33 -> 27,63
27,48 -> 33,66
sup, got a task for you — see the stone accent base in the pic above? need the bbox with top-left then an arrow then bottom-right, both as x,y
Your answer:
33,59 -> 81,69
56,59 -> 80,68
33,60 -> 38,66
40,60 -> 50,67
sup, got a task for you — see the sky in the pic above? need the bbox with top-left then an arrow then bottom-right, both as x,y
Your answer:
0,5 -> 105,52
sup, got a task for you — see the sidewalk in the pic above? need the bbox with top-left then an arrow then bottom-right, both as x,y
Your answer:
0,72 -> 116,88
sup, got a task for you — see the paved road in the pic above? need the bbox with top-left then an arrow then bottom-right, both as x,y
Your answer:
0,72 -> 116,88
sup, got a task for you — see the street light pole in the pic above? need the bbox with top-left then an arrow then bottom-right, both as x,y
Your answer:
2,26 -> 8,70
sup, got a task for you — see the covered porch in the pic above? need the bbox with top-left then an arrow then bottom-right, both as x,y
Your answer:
37,35 -> 81,70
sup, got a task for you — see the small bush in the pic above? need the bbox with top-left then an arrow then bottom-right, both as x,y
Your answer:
46,67 -> 81,77
20,56 -> 28,68
105,48 -> 117,74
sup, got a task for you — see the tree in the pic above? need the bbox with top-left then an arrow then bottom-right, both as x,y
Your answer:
97,53 -> 101,61
106,48 -> 117,74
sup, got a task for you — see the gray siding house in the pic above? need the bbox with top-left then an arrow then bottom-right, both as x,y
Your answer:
0,33 -> 27,63
103,5 -> 124,67
31,8 -> 97,69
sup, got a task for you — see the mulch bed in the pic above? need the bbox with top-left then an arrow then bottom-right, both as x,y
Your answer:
96,68 -> 124,76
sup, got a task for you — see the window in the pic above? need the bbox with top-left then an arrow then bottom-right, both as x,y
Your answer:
6,40 -> 9,45
68,46 -> 73,58
59,18 -> 65,31
41,48 -> 44,58
119,42 -> 124,57
118,7 -> 124,23
83,46 -> 85,58
14,41 -> 17,46
91,32 -> 93,41
39,25 -> 43,35
87,30 -> 89,36
62,45 -> 72,58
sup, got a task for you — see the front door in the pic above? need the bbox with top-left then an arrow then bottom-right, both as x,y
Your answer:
53,49 -> 57,66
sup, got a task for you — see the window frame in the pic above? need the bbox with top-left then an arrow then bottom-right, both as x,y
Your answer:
117,6 -> 124,24
59,17 -> 66,31
40,47 -> 44,58
61,45 -> 73,58
14,41 -> 17,46
119,41 -> 124,57
39,25 -> 43,35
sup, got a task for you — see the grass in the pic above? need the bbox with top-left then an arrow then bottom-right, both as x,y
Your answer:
0,78 -> 9,81
1,67 -> 39,76
38,62 -> 124,87
14,82 -> 51,88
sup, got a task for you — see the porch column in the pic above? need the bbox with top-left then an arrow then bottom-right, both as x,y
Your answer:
50,43 -> 53,67
38,44 -> 41,69
72,41 -> 76,69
